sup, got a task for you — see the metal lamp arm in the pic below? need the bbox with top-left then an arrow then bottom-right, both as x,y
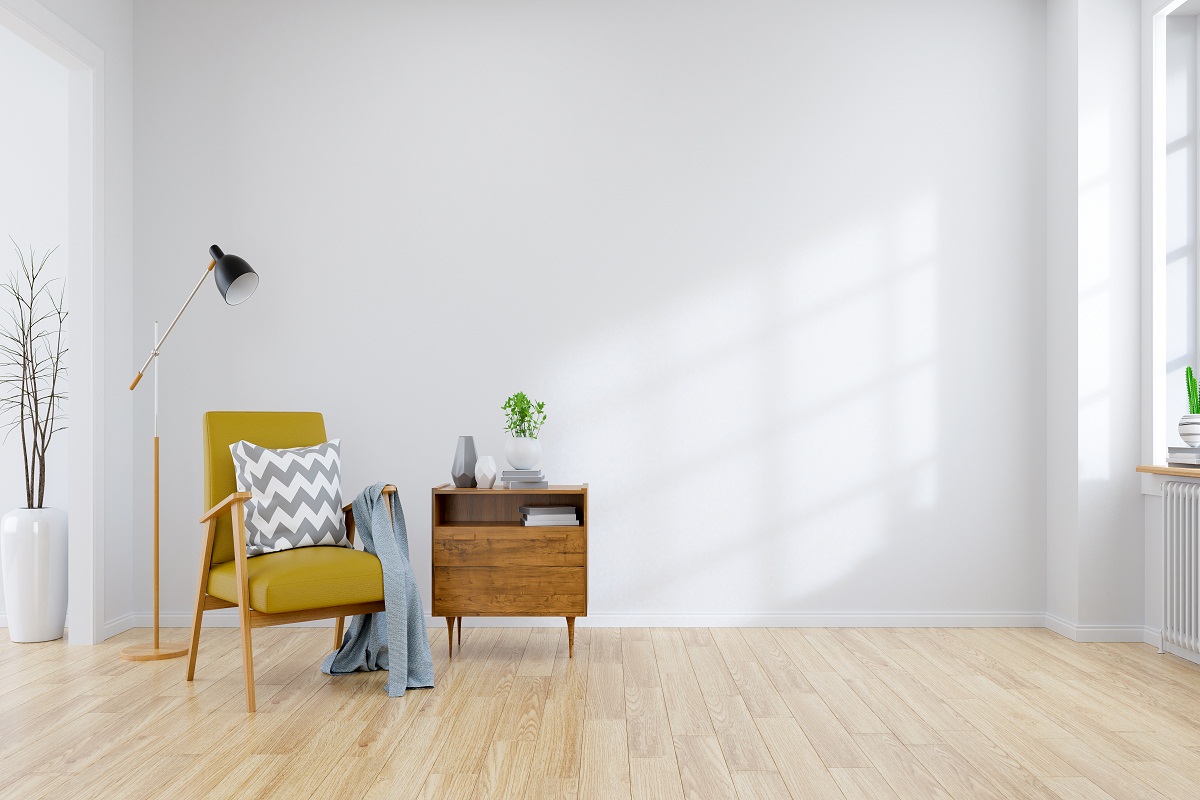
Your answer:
129,259 -> 216,391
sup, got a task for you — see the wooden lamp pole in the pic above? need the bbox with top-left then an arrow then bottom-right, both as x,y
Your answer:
121,247 -> 258,662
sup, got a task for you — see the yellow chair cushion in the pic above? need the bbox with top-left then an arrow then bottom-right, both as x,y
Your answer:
207,546 -> 383,614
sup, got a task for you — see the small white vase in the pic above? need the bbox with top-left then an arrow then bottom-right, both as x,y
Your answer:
1181,415 -> 1200,447
505,437 -> 542,470
1,507 -> 68,643
475,456 -> 498,489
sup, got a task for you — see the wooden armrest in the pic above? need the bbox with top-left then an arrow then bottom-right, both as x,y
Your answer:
342,484 -> 397,514
200,491 -> 252,523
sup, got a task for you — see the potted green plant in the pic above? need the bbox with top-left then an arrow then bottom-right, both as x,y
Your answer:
1182,367 -> 1200,447
502,391 -> 547,470
0,243 -> 68,643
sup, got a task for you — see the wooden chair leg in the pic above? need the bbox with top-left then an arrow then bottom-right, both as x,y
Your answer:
237,611 -> 256,712
231,505 -> 257,712
566,617 -> 575,658
333,617 -> 345,650
185,591 -> 204,682
187,519 -> 217,682
446,616 -> 454,659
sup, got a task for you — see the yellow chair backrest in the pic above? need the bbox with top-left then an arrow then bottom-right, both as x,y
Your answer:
203,411 -> 328,566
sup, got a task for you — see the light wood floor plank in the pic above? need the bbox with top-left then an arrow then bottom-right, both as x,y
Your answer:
806,671 -> 891,734
829,766 -> 900,799
0,626 -> 1196,800
731,770 -> 795,800
673,734 -> 738,800
783,691 -> 870,768
630,757 -> 685,800
706,692 -> 776,771
663,671 -> 716,735
493,675 -> 549,741
626,685 -> 674,759
1040,776 -> 1119,800
756,716 -> 846,799
855,733 -> 953,800
578,718 -> 632,799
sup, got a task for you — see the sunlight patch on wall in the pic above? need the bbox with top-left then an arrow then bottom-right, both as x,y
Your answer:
546,195 -> 941,610
1078,108 -> 1111,481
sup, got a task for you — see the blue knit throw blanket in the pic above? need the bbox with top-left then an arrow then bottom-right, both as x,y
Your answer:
321,483 -> 434,696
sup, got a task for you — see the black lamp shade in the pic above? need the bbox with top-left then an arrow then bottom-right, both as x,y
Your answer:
210,244 -> 259,305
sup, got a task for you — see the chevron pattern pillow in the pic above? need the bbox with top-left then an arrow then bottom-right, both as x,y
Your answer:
229,439 -> 350,557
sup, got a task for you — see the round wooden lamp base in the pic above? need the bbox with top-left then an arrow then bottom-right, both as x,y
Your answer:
120,642 -> 189,662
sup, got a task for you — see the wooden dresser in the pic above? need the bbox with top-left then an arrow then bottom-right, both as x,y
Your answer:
431,484 -> 587,657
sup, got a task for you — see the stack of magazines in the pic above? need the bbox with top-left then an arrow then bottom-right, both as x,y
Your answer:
520,506 -> 579,526
1168,446 -> 1200,467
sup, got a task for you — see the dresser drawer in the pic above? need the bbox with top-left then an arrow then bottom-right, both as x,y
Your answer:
433,566 -> 586,616
432,527 -> 585,567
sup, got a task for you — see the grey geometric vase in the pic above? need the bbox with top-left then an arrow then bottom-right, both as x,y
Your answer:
451,435 -> 478,488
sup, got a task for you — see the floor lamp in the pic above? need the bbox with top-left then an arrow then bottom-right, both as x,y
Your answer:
121,245 -> 259,661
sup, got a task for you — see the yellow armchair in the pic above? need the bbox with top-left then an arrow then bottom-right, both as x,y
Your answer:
185,411 -> 391,712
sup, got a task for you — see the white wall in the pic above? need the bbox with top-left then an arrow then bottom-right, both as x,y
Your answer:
0,22 -> 70,617
1045,0 -> 1144,641
130,0 -> 1049,627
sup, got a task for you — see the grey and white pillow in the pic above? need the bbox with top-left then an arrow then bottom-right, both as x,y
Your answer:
229,439 -> 350,556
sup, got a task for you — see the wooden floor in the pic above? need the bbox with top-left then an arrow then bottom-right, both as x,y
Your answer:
1,627 -> 1200,799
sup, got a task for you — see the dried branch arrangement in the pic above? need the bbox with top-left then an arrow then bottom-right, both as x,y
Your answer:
0,240 -> 67,509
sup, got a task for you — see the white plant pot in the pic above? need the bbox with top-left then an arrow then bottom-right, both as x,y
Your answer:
1181,415 -> 1200,447
505,437 -> 542,470
1,507 -> 68,643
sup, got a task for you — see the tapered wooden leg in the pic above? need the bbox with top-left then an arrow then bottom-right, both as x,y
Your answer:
566,617 -> 575,658
186,519 -> 217,682
457,617 -> 462,648
446,616 -> 454,659
333,617 -> 345,650
237,614 -> 256,712
231,505 -> 256,712
185,590 -> 205,682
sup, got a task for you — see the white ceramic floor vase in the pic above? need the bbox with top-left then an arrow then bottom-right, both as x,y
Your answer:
1181,414 -> 1200,447
1,507 -> 68,643
505,437 -> 542,470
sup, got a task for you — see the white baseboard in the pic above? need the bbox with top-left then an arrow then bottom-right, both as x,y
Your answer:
67,611 -> 1159,644
1044,613 -> 1147,643
565,612 -> 1048,628
1144,627 -> 1161,647
97,610 -> 1046,633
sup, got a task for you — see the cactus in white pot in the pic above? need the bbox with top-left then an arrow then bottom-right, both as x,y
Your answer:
1180,367 -> 1200,447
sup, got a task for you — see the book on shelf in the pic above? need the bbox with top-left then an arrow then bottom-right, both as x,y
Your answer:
520,506 -> 577,516
1166,448 -> 1200,465
522,514 -> 580,526
502,469 -> 544,479
507,480 -> 549,489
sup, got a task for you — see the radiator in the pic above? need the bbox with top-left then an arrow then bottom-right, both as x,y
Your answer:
1162,481 -> 1200,664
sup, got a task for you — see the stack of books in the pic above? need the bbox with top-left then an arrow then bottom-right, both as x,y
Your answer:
520,506 -> 579,526
1168,446 -> 1200,467
503,469 -> 548,489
